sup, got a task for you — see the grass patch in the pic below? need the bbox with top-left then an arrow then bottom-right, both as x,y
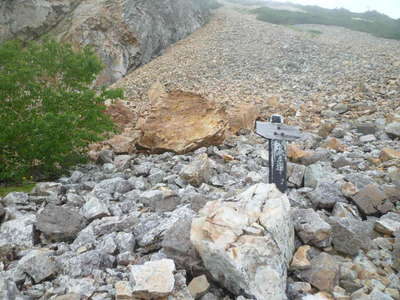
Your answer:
251,6 -> 400,40
0,183 -> 35,198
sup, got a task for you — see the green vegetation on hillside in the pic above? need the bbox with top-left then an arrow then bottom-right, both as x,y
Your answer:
205,0 -> 223,10
251,6 -> 400,40
0,183 -> 36,197
0,39 -> 123,184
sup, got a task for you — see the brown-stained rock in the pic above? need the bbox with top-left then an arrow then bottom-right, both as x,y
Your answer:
290,245 -> 311,270
341,182 -> 358,198
288,144 -> 313,163
323,137 -> 347,152
380,148 -> 400,162
351,184 -> 387,215
105,100 -> 136,129
297,252 -> 339,292
226,103 -> 259,135
318,122 -> 336,138
136,88 -> 227,154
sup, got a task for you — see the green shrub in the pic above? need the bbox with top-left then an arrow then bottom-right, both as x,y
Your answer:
0,39 -> 123,183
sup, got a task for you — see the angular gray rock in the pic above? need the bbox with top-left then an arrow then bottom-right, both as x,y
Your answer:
0,215 -> 36,258
191,183 -> 294,300
0,274 -> 23,300
80,195 -> 110,221
307,182 -> 347,209
60,250 -> 115,278
385,122 -> 400,139
36,206 -> 85,242
2,192 -> 29,206
138,190 -> 164,210
304,162 -> 339,189
287,163 -> 306,188
332,202 -> 362,220
292,208 -> 332,248
296,252 -> 339,292
351,184 -> 387,215
17,249 -> 58,283
180,154 -> 212,187
375,212 -> 400,235
327,217 -> 373,256
162,208 -> 201,272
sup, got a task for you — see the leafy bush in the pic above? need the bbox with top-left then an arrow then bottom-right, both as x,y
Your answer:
252,6 -> 400,40
0,39 -> 123,183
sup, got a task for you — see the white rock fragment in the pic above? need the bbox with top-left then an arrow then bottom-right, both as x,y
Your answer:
130,259 -> 176,299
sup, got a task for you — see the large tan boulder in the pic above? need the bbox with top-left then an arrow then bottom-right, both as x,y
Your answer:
226,103 -> 259,134
136,85 -> 227,154
104,100 -> 135,129
190,183 -> 294,300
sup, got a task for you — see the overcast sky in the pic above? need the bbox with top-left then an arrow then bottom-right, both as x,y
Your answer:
272,0 -> 400,19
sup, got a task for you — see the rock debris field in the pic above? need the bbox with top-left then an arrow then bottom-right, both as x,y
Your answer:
1,3 -> 400,300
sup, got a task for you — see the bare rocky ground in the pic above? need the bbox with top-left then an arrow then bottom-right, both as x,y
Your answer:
1,3 -> 400,300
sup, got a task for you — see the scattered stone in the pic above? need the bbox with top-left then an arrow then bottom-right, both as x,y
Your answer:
327,217 -> 373,256
359,135 -> 376,143
332,202 -> 361,220
180,154 -> 212,186
292,208 -> 332,248
290,245 -> 311,270
307,182 -> 347,209
351,184 -> 387,215
288,144 -> 313,164
17,249 -> 58,283
191,183 -> 294,299
188,275 -> 210,299
341,182 -> 358,198
324,137 -> 347,152
138,190 -> 164,211
380,148 -> 400,162
357,123 -> 377,135
2,192 -> 29,206
297,252 -> 339,292
81,196 -> 110,221
375,212 -> 400,235
333,156 -> 354,169
0,274 -> 22,300
162,209 -> 201,271
287,163 -> 306,187
287,282 -> 313,299
115,281 -> 133,300
130,259 -> 176,298
369,289 -> 395,300
32,182 -> 63,196
0,215 -> 36,258
304,163 -> 338,189
385,122 -> 400,139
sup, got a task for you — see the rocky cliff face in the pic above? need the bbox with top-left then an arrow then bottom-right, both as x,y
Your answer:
0,0 -> 211,85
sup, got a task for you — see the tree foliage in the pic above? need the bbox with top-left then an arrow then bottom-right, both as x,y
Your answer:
0,39 -> 123,183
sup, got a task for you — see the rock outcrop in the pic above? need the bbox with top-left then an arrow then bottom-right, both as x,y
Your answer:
0,0 -> 211,85
136,84 -> 227,154
191,183 -> 294,300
